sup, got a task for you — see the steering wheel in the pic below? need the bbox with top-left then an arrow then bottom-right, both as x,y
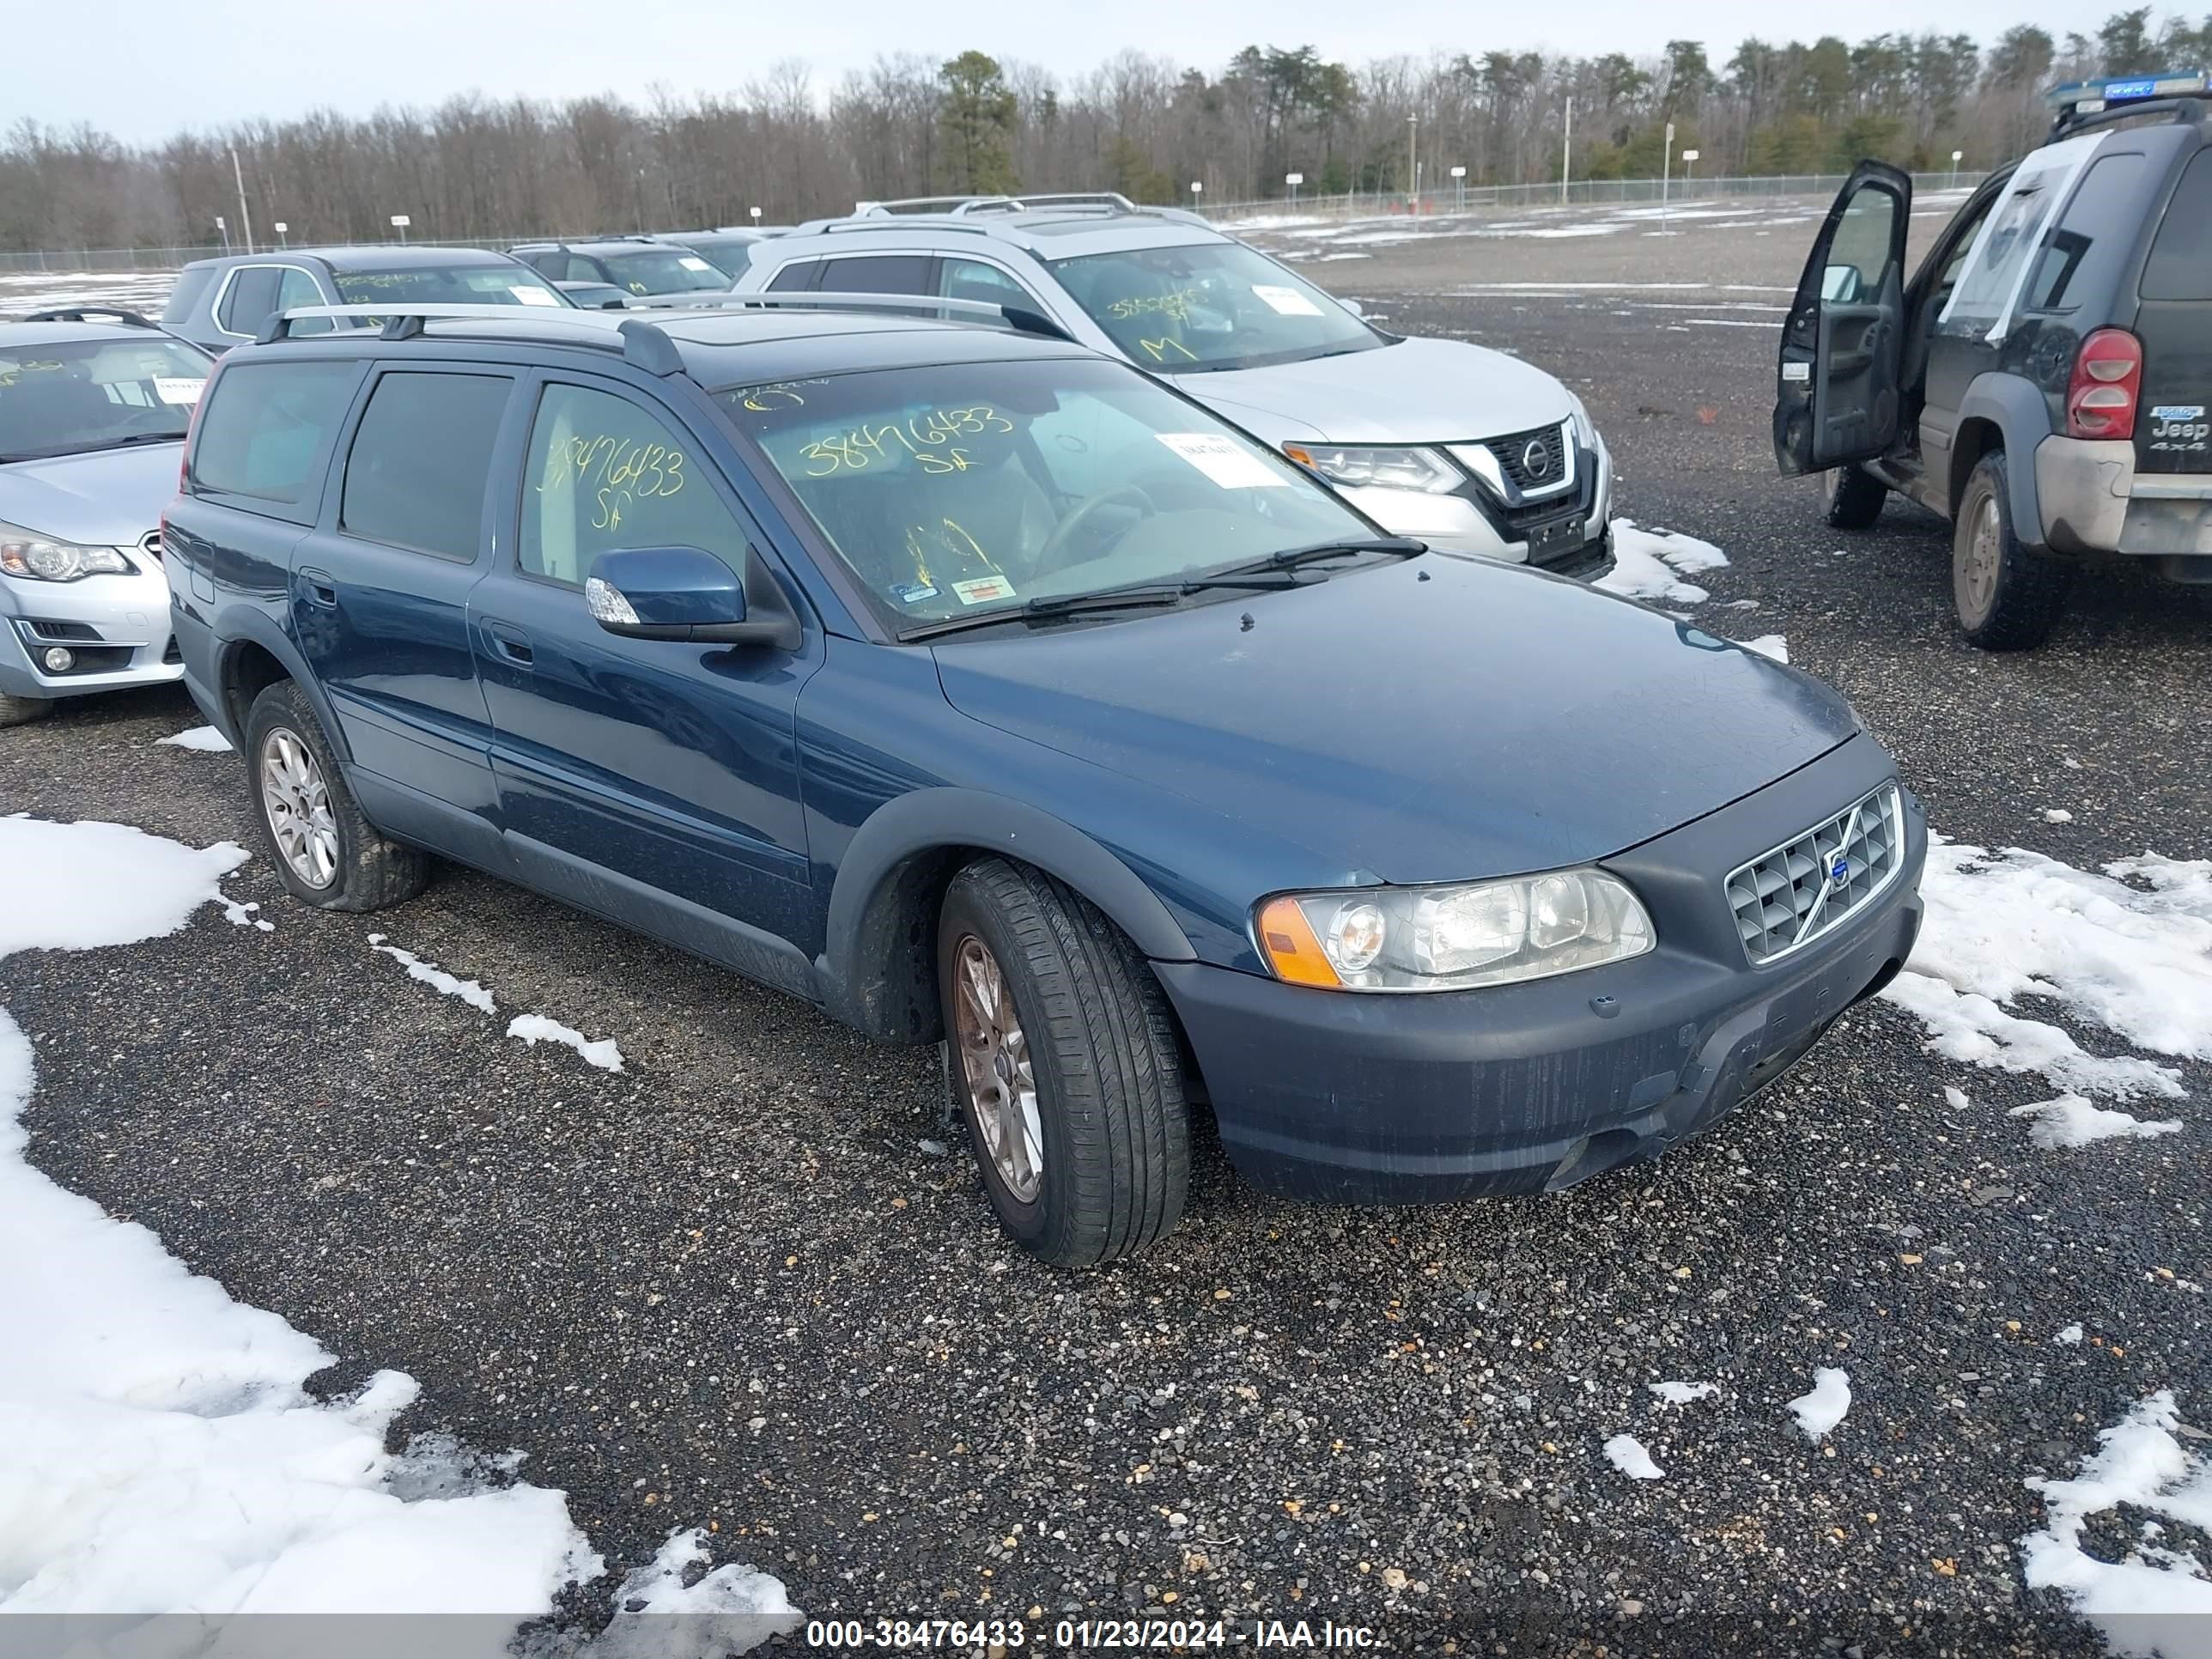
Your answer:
1036,484 -> 1156,573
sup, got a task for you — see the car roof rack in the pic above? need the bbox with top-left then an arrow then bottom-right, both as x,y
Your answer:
258,302 -> 623,346
20,305 -> 158,328
623,289 -> 1076,342
2046,67 -> 2209,131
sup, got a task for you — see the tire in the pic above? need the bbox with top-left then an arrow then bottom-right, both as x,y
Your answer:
1823,465 -> 1887,531
937,857 -> 1190,1267
1952,451 -> 2074,651
0,692 -> 54,727
244,679 -> 428,911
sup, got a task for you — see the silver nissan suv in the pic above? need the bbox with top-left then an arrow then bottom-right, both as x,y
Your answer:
732,193 -> 1616,577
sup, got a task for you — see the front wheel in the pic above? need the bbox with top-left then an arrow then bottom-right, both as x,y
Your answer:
1824,465 -> 1887,530
1953,452 -> 2073,650
245,679 -> 428,911
937,858 -> 1190,1267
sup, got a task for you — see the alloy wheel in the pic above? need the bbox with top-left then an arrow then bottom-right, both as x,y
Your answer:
259,727 -> 338,889
951,934 -> 1043,1203
1959,492 -> 2002,623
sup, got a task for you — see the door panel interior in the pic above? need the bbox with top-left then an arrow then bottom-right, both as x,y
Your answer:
1774,161 -> 1913,476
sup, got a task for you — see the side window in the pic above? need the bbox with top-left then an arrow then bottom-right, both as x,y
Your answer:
2024,154 -> 2148,312
276,266 -> 333,337
940,257 -> 1038,308
563,256 -> 602,283
2142,147 -> 2212,301
1931,191 -> 2002,301
820,255 -> 932,295
766,260 -> 821,294
162,266 -> 216,325
1823,187 -> 1899,304
217,265 -> 284,336
190,361 -> 360,506
520,383 -> 744,586
524,252 -> 562,278
340,372 -> 512,561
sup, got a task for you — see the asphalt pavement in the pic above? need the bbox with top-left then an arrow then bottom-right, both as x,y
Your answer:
3,216 -> 2208,1655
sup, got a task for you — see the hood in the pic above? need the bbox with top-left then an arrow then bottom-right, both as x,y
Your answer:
1173,336 -> 1575,446
932,557 -> 1858,885
0,442 -> 182,546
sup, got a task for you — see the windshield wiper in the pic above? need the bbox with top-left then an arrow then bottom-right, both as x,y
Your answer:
1225,535 -> 1425,574
902,572 -> 1302,641
0,432 -> 185,463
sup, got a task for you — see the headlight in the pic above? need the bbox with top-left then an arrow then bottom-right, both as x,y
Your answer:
0,521 -> 131,582
1256,868 -> 1655,993
1283,444 -> 1462,495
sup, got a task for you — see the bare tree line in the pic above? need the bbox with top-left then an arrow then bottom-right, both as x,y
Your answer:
3,10 -> 2207,252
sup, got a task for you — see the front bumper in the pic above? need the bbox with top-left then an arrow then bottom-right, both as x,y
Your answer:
1156,735 -> 1926,1204
0,563 -> 181,702
2036,436 -> 2212,580
1334,429 -> 1616,578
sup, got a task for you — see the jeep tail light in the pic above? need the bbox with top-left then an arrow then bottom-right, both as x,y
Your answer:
2066,328 -> 2142,439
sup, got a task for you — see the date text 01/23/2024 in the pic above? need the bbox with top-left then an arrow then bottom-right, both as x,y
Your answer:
802,1617 -> 1383,1649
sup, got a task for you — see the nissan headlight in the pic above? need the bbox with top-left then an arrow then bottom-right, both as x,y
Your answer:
1283,444 -> 1461,495
1256,869 -> 1654,992
0,521 -> 131,582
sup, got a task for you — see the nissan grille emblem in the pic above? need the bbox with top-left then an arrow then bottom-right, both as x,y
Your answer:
1828,855 -> 1851,889
1522,438 -> 1550,476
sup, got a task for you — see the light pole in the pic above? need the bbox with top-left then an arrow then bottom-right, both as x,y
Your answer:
1561,97 -> 1573,205
229,146 -> 256,255
1285,171 -> 1303,206
274,221 -> 289,249
1950,149 -> 1963,187
1407,114 -> 1419,210
1449,163 -> 1466,212
1661,121 -> 1675,229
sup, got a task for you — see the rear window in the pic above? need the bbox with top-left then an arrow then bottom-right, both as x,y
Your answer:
191,360 -> 359,505
161,266 -> 217,325
2142,148 -> 2212,301
821,255 -> 932,295
339,372 -> 511,560
2023,153 -> 2148,311
765,260 -> 819,293
331,264 -> 565,308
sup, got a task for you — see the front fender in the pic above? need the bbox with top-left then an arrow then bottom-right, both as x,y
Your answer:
816,787 -> 1195,1041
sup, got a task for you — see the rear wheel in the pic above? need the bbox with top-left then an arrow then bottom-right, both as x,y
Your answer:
1824,465 -> 1887,530
1953,451 -> 2073,651
245,679 -> 428,911
0,692 -> 53,727
937,858 -> 1189,1268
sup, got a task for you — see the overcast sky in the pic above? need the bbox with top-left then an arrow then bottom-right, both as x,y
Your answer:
34,0 -> 2109,143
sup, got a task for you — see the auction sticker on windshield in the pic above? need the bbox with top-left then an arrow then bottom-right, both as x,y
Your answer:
153,377 -> 204,404
1156,433 -> 1292,489
1250,284 -> 1324,317
512,286 -> 559,306
952,575 -> 1015,605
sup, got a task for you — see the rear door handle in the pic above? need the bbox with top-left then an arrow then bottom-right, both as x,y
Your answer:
481,621 -> 534,668
297,567 -> 338,608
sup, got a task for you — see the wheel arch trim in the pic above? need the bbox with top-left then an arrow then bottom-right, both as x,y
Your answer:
1952,374 -> 2050,543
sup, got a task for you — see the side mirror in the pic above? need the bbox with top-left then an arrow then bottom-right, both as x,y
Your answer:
1820,264 -> 1863,304
1339,297 -> 1365,319
585,545 -> 800,650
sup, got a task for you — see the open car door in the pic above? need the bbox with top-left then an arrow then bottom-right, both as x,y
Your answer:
1774,161 -> 1912,477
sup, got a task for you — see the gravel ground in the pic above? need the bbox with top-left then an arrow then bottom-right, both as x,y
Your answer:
4,213 -> 2209,1656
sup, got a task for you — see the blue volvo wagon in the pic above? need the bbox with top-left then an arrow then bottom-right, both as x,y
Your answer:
162,296 -> 1926,1266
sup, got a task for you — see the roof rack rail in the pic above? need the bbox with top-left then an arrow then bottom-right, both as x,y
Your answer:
849,191 -> 1142,219
2046,67 -> 2209,130
20,305 -> 158,328
258,302 -> 622,344
624,289 -> 1074,342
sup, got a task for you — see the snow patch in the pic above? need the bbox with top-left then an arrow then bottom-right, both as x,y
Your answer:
2020,1392 -> 2212,1655
368,934 -> 497,1015
1737,634 -> 1789,662
2057,1323 -> 2085,1346
155,725 -> 233,753
1943,1085 -> 1972,1111
1785,1367 -> 1851,1439
1882,838 -> 2212,1100
2045,809 -> 2075,823
1602,1435 -> 1665,1480
574,1528 -> 802,1657
1595,520 -> 1729,605
508,1014 -> 624,1073
1648,1381 -> 1718,1407
2009,1094 -> 2183,1150
0,817 -> 602,1626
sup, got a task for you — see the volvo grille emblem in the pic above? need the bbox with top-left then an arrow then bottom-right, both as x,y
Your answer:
1828,855 -> 1851,889
1521,438 -> 1550,476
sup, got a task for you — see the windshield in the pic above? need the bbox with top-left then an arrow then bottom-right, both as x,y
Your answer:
602,249 -> 729,295
0,336 -> 210,462
1049,240 -> 1380,373
717,356 -> 1373,631
333,265 -> 568,307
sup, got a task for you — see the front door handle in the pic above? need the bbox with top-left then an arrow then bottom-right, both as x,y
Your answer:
481,621 -> 534,668
297,567 -> 338,608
